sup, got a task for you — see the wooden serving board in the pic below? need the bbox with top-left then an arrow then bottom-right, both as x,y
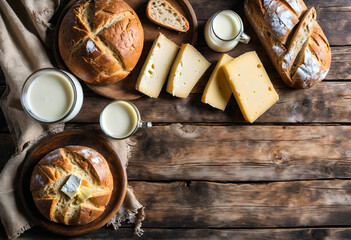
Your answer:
54,0 -> 198,100
19,130 -> 127,236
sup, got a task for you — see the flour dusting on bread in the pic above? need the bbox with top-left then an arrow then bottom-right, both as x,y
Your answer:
263,0 -> 299,43
244,0 -> 331,88
294,47 -> 329,86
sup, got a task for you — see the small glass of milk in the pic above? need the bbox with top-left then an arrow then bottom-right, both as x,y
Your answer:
21,68 -> 83,124
100,100 -> 152,140
204,10 -> 250,52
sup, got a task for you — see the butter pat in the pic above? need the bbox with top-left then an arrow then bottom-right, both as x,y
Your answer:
223,51 -> 279,123
136,33 -> 179,98
166,44 -> 210,98
76,186 -> 94,203
201,54 -> 233,111
61,174 -> 81,199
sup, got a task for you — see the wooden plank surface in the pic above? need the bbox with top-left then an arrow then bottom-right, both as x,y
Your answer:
128,180 -> 351,228
2,81 -> 350,127
0,0 -> 351,239
46,82 -> 351,123
128,125 -> 351,181
13,227 -> 351,240
1,124 -> 351,183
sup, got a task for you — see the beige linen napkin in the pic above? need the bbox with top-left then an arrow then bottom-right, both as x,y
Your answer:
0,0 -> 144,238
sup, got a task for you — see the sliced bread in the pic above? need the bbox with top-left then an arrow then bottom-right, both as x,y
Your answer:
146,0 -> 189,32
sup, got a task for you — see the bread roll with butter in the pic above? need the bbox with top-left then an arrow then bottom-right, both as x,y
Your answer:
59,0 -> 144,84
244,0 -> 331,88
30,146 -> 113,225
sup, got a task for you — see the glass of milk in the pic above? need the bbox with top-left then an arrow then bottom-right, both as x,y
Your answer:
204,10 -> 250,52
100,100 -> 152,140
21,68 -> 83,124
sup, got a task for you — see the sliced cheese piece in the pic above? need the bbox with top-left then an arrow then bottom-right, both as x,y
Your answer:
61,174 -> 81,199
201,54 -> 234,111
223,51 -> 279,123
136,33 -> 179,98
64,190 -> 79,199
76,186 -> 94,204
166,44 -> 210,98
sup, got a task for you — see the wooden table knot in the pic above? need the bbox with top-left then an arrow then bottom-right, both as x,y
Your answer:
174,124 -> 201,138
271,150 -> 289,167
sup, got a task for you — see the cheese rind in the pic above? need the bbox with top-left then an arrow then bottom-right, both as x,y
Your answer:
166,44 -> 210,98
136,33 -> 179,98
223,51 -> 279,123
201,54 -> 234,111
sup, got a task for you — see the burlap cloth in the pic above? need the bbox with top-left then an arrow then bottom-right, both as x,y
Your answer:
0,0 -> 145,238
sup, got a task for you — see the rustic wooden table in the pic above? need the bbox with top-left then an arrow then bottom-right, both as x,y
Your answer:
1,0 -> 351,239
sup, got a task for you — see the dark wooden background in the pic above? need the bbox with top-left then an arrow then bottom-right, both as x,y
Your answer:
1,0 -> 351,239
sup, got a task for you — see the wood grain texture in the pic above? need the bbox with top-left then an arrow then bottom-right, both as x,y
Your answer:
60,82 -> 351,123
0,0 -> 351,238
128,180 -> 351,228
128,124 -> 351,181
2,124 -> 351,183
6,81 -> 347,126
15,226 -> 351,240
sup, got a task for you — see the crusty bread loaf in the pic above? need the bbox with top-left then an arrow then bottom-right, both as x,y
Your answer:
59,0 -> 144,84
244,0 -> 331,89
146,0 -> 189,32
30,146 -> 113,225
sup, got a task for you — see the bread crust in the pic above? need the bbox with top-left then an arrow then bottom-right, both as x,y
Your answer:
244,0 -> 331,89
33,197 -> 59,223
59,0 -> 144,84
30,146 -> 113,225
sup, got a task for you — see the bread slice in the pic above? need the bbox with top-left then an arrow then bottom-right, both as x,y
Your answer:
278,7 -> 316,85
147,0 -> 189,32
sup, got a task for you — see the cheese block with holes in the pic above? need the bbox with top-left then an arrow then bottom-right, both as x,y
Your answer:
30,146 -> 113,225
223,51 -> 279,123
59,0 -> 144,84
136,33 -> 179,98
166,44 -> 210,98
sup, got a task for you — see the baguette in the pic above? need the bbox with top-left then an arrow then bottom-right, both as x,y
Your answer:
146,0 -> 189,32
244,0 -> 331,89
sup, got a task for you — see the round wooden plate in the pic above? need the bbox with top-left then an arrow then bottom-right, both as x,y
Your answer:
53,0 -> 198,100
19,130 -> 127,236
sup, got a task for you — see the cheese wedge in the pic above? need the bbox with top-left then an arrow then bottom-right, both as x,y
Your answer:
136,33 -> 179,98
223,51 -> 279,123
201,54 -> 234,111
166,44 -> 210,98
61,174 -> 81,199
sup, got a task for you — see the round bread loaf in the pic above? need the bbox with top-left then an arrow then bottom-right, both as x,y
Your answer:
30,146 -> 113,225
59,0 -> 144,84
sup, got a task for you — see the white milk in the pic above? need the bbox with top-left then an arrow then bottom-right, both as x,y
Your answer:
212,11 -> 240,40
21,69 -> 83,123
204,10 -> 250,52
28,73 -> 73,121
100,101 -> 139,139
